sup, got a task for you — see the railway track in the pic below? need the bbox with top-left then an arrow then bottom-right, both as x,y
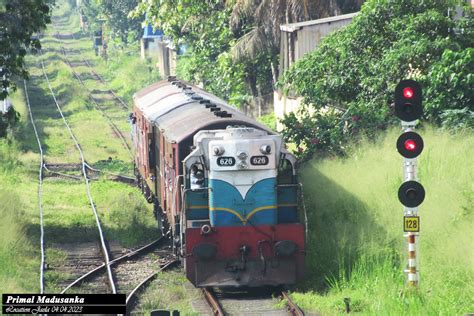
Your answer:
70,33 -> 129,111
60,237 -> 172,293
59,237 -> 178,313
125,258 -> 179,312
42,162 -> 135,183
52,31 -> 133,160
35,55 -> 117,293
27,22 -> 177,308
201,288 -> 305,316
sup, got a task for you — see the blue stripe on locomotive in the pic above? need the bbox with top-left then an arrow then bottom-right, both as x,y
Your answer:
209,178 -> 277,226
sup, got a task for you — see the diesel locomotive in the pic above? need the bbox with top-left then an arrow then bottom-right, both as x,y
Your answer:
131,77 -> 305,287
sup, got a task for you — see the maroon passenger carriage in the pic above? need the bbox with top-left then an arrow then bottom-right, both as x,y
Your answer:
131,77 -> 305,287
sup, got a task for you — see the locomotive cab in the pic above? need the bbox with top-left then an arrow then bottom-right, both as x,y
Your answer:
182,127 -> 305,287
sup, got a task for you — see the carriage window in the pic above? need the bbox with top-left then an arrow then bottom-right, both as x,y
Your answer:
277,159 -> 293,184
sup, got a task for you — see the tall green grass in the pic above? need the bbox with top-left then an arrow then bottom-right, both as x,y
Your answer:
0,140 -> 39,294
94,50 -> 161,104
294,127 -> 473,315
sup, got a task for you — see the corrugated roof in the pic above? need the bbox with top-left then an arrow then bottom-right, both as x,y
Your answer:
134,80 -> 273,143
280,12 -> 358,32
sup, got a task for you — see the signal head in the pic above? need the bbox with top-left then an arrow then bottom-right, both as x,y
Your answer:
398,180 -> 425,208
395,80 -> 422,122
396,131 -> 424,159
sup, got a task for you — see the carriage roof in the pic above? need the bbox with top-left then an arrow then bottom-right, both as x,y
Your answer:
133,80 -> 274,143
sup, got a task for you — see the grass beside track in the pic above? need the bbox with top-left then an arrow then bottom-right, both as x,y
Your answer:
291,127 -> 474,315
0,0 -> 161,294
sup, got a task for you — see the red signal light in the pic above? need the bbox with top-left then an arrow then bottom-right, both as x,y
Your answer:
397,131 -> 423,159
404,139 -> 416,151
403,87 -> 414,99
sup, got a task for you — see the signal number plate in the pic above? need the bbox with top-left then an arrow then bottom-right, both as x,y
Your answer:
250,156 -> 269,166
217,157 -> 236,167
404,216 -> 420,232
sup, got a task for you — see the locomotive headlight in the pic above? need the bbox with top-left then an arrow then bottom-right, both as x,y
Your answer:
260,145 -> 271,154
237,152 -> 248,160
213,146 -> 224,156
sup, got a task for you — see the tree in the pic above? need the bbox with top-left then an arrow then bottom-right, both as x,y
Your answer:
279,0 -> 473,159
229,0 -> 364,84
0,0 -> 55,99
133,0 -> 363,110
82,0 -> 142,45
134,1 -> 247,104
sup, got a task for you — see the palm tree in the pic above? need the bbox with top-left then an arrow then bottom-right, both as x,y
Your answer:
229,0 -> 363,85
229,0 -> 310,85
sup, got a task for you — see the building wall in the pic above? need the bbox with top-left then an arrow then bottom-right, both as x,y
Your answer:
294,19 -> 354,60
274,92 -> 303,131
141,38 -> 177,77
275,14 -> 357,129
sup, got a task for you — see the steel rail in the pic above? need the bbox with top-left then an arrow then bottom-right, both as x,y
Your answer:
39,57 -> 117,294
84,162 -> 135,181
43,162 -> 134,182
282,291 -> 305,316
54,33 -> 133,159
43,164 -> 83,181
125,259 -> 178,312
24,80 -> 46,294
202,288 -> 225,316
61,237 -> 165,293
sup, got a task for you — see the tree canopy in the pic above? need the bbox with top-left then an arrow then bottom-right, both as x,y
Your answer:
133,0 -> 363,109
81,0 -> 142,45
279,0 -> 473,158
0,0 -> 55,99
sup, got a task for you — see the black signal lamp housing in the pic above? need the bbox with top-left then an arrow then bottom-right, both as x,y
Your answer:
395,80 -> 423,122
397,131 -> 424,159
398,180 -> 425,208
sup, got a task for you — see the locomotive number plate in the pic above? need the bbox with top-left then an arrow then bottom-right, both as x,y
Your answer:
404,216 -> 420,232
217,156 -> 236,167
250,155 -> 269,166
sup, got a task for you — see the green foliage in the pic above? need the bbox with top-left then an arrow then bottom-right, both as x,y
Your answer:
134,0 -> 277,108
281,108 -> 347,159
423,48 -> 474,128
257,112 -> 277,131
96,47 -> 161,104
280,0 -> 473,158
296,127 -> 474,314
105,190 -> 158,246
0,0 -> 54,98
0,188 -> 37,293
82,0 -> 142,44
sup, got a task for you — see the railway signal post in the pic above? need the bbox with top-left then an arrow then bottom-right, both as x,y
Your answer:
395,79 -> 425,287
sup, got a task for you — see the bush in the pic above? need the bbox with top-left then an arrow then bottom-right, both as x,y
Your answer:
280,0 -> 473,158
